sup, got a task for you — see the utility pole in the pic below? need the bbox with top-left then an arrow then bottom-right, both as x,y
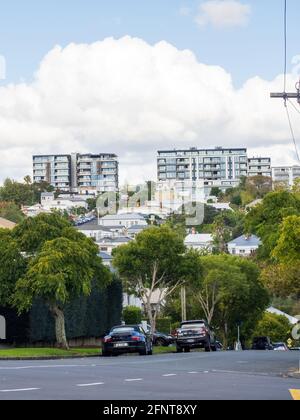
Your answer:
270,81 -> 300,104
181,286 -> 187,322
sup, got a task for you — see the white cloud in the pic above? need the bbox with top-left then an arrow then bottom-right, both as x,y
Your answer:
179,6 -> 192,17
0,36 -> 299,185
196,0 -> 251,28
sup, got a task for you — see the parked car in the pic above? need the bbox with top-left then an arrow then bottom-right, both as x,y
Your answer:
273,342 -> 289,351
252,336 -> 274,350
102,325 -> 153,357
175,320 -> 217,353
153,331 -> 174,347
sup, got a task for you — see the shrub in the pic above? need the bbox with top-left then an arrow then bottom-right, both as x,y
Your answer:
123,306 -> 143,325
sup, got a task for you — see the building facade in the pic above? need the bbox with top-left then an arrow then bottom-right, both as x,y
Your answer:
248,157 -> 272,178
33,155 -> 72,191
33,153 -> 119,194
157,147 -> 248,189
272,165 -> 300,187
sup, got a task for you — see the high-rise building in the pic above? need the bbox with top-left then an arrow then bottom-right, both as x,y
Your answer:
272,165 -> 300,187
32,155 -> 72,191
248,157 -> 272,178
76,153 -> 119,194
157,147 -> 248,190
33,153 -> 119,194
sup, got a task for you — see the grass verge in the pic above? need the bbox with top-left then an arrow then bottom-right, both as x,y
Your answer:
0,345 -> 176,359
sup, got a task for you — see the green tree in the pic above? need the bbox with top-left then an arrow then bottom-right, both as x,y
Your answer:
261,215 -> 300,299
113,226 -> 190,332
123,306 -> 143,325
252,313 -> 292,343
212,214 -> 232,253
12,212 -> 71,253
13,237 -> 111,349
190,255 -> 269,348
0,201 -> 24,223
245,190 -> 300,259
0,235 -> 27,306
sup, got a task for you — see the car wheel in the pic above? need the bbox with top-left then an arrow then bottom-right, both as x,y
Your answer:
139,345 -> 147,356
184,347 -> 191,353
211,345 -> 217,352
102,350 -> 111,357
176,346 -> 183,353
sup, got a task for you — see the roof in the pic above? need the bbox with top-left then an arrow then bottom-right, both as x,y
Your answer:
228,235 -> 261,247
0,217 -> 17,230
101,213 -> 146,221
185,234 -> 213,244
127,225 -> 148,232
77,223 -> 111,232
99,252 -> 113,260
98,237 -> 132,244
267,307 -> 299,325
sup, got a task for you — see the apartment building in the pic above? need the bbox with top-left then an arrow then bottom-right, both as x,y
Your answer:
157,147 -> 248,190
248,157 -> 272,178
272,165 -> 300,187
33,153 -> 119,194
33,155 -> 72,191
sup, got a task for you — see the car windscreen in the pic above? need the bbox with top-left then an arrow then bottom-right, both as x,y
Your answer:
181,323 -> 205,330
111,327 -> 137,334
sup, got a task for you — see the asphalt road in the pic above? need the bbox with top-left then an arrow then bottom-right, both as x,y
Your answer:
0,351 -> 299,400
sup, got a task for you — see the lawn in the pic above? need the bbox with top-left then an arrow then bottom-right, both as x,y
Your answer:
0,345 -> 176,359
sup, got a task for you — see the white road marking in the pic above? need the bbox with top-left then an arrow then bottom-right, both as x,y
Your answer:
163,374 -> 177,377
77,382 -> 104,387
188,372 -> 199,374
0,388 -> 40,393
125,378 -> 143,382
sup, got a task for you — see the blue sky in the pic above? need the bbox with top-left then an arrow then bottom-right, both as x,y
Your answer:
0,1 -> 299,183
0,0 -> 299,87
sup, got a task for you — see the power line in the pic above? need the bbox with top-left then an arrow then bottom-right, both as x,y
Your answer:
285,101 -> 300,161
287,98 -> 300,116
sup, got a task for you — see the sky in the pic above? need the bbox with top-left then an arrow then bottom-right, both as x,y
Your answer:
0,0 -> 299,184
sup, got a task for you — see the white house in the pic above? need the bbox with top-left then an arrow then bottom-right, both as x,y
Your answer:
77,221 -> 115,242
41,193 -> 88,212
97,236 -> 133,255
184,233 -> 214,252
98,213 -> 148,229
227,235 -> 261,256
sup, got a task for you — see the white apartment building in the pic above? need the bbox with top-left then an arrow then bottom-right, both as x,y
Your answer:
272,165 -> 300,187
248,157 -> 272,177
98,213 -> 148,229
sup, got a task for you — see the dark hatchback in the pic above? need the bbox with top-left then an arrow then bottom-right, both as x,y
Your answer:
252,337 -> 274,350
102,325 -> 153,357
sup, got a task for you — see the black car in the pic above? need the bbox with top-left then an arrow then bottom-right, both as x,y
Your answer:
252,336 -> 274,350
175,320 -> 217,353
153,331 -> 174,347
102,325 -> 153,357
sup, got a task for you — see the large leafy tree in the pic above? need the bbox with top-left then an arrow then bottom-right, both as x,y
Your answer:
190,255 -> 269,347
245,191 -> 300,259
12,212 -> 71,253
261,215 -> 300,299
252,313 -> 292,343
0,201 -> 25,223
0,232 -> 27,307
13,236 -> 111,349
113,226 -> 192,332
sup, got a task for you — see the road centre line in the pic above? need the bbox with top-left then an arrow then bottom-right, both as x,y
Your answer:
77,383 -> 105,387
125,378 -> 143,382
163,374 -> 177,377
0,388 -> 40,393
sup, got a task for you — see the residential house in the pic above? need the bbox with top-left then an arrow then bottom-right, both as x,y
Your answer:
227,235 -> 261,256
184,233 -> 214,252
98,213 -> 148,229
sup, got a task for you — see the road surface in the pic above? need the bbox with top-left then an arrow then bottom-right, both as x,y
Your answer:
0,351 -> 299,400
